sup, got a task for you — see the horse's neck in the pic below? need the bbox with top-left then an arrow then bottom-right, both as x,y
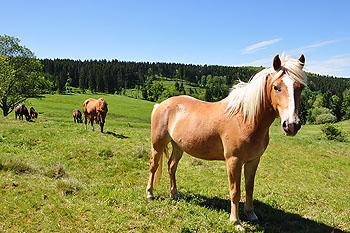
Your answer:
254,96 -> 278,130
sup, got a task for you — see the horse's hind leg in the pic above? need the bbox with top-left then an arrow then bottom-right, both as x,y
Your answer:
146,144 -> 167,200
146,137 -> 170,200
84,115 -> 88,130
244,157 -> 260,222
168,141 -> 183,199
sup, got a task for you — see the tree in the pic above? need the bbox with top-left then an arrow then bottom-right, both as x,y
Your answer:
148,81 -> 164,102
329,94 -> 343,121
0,35 -> 44,116
342,89 -> 350,120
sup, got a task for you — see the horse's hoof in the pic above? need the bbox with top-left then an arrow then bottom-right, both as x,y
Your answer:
171,194 -> 180,200
147,194 -> 155,201
235,224 -> 246,232
245,209 -> 260,224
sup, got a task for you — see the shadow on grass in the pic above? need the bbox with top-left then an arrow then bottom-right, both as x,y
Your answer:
105,131 -> 129,139
179,192 -> 346,233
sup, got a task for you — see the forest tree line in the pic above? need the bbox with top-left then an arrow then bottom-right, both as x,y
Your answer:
40,58 -> 350,124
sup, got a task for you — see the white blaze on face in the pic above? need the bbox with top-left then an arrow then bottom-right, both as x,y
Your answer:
282,75 -> 295,121
170,104 -> 186,138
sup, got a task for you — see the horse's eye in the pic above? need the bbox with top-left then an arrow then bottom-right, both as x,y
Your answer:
273,86 -> 280,92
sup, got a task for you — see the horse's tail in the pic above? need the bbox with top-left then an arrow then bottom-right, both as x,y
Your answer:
151,103 -> 160,117
154,145 -> 169,186
83,99 -> 89,114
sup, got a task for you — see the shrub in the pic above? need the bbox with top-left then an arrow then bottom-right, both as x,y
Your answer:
315,113 -> 336,124
310,107 -> 334,124
321,123 -> 345,142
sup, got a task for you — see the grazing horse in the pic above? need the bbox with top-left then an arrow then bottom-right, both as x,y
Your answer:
72,109 -> 82,123
83,98 -> 108,133
14,104 -> 30,121
146,54 -> 307,231
29,107 -> 38,119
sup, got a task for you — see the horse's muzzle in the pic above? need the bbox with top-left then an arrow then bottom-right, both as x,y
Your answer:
282,120 -> 301,136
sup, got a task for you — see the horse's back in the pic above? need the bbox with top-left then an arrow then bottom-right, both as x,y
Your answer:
73,109 -> 81,116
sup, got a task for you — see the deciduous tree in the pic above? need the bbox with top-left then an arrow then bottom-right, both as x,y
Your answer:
0,35 -> 44,116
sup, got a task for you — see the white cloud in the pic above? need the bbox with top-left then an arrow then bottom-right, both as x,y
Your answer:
306,54 -> 350,78
235,58 -> 271,67
291,38 -> 349,54
242,38 -> 282,54
303,40 -> 339,49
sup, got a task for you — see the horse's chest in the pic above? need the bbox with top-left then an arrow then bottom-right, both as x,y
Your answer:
239,132 -> 269,159
222,128 -> 269,161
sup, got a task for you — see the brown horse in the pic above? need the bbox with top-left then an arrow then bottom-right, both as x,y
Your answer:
15,104 -> 30,121
72,109 -> 82,123
83,98 -> 108,133
146,54 -> 307,231
29,107 -> 38,119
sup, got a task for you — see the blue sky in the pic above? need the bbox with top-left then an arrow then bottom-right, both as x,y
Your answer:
2,0 -> 350,78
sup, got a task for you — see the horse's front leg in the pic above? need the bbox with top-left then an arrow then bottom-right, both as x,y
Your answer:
226,156 -> 245,232
244,157 -> 260,223
168,142 -> 183,199
100,122 -> 104,133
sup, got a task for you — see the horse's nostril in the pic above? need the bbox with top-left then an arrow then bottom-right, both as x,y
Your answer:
282,121 -> 288,129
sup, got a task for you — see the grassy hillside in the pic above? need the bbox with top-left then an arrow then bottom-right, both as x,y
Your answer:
0,94 -> 349,232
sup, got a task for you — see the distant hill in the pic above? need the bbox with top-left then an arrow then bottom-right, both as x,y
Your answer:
40,59 -> 350,95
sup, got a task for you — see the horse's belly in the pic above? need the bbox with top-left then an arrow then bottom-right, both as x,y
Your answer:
173,134 -> 225,161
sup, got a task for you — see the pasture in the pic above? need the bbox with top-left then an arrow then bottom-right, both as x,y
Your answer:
0,93 -> 349,232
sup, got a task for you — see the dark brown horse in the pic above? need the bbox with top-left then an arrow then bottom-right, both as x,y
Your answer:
29,107 -> 38,119
15,104 -> 30,121
83,98 -> 108,133
72,109 -> 82,123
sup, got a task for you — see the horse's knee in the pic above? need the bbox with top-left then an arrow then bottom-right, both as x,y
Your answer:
149,159 -> 159,173
230,190 -> 241,204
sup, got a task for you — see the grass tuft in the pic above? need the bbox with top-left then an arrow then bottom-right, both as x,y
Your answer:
43,163 -> 66,179
134,146 -> 149,159
0,157 -> 35,174
56,178 -> 82,196
98,148 -> 115,158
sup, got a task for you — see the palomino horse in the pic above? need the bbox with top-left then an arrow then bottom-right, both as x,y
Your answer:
146,54 -> 307,231
15,104 -> 30,121
83,98 -> 108,133
29,107 -> 38,119
72,109 -> 82,123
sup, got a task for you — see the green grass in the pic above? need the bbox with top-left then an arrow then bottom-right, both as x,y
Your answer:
0,94 -> 349,232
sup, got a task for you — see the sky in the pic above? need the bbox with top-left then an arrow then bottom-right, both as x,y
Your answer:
2,0 -> 350,78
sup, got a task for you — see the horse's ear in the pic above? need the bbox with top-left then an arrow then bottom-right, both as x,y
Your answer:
273,54 -> 281,71
298,54 -> 305,67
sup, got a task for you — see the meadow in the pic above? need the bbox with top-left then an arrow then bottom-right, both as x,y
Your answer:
0,93 -> 349,232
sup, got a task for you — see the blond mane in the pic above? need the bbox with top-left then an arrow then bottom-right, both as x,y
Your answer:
225,55 -> 307,121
